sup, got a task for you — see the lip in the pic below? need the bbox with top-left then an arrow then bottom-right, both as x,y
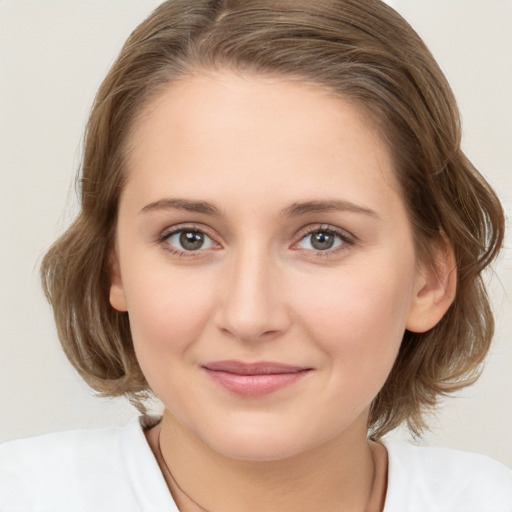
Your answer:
202,360 -> 312,397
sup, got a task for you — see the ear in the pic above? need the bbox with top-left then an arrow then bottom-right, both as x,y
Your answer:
108,249 -> 128,312
406,235 -> 457,333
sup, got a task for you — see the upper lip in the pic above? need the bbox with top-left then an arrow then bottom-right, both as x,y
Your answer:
202,360 -> 311,375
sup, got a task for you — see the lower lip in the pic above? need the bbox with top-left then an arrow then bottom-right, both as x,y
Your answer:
203,369 -> 311,397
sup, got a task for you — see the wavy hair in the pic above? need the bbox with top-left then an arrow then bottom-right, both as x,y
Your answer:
41,0 -> 505,439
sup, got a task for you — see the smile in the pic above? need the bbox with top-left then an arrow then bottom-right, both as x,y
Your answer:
202,360 -> 312,397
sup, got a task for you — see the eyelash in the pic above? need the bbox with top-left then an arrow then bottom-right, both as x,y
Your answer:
158,224 -> 219,259
296,225 -> 355,258
158,223 -> 355,259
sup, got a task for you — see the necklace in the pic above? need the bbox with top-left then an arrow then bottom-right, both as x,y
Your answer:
157,429 -> 211,512
156,428 -> 381,512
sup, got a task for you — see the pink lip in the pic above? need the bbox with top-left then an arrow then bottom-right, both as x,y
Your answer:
202,360 -> 312,397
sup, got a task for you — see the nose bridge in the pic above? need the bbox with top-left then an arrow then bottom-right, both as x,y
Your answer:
216,240 -> 289,342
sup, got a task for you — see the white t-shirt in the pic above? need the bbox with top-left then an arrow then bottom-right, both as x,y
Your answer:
0,415 -> 511,512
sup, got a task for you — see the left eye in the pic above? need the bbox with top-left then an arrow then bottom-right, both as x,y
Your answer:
297,230 -> 345,251
165,230 -> 214,251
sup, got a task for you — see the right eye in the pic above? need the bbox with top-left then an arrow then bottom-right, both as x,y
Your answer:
163,229 -> 215,254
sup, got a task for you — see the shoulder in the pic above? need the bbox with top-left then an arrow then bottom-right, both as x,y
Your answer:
383,439 -> 512,512
0,415 -> 170,512
0,420 -> 127,480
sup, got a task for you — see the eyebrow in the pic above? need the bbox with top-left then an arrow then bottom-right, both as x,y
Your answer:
140,198 -> 379,219
140,198 -> 223,216
280,200 -> 379,219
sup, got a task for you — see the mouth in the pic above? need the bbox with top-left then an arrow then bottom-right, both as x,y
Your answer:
202,360 -> 313,397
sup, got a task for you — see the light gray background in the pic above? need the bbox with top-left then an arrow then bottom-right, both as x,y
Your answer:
1,1 -> 511,465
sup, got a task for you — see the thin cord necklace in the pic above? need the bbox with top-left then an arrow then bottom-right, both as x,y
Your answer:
157,429 -> 380,512
158,429 -> 211,512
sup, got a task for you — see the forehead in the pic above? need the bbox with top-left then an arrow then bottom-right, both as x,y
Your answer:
123,70 -> 405,223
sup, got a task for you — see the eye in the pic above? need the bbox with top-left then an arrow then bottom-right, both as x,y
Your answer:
164,229 -> 214,252
296,227 -> 350,252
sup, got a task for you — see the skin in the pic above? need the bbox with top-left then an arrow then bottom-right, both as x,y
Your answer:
110,71 -> 455,512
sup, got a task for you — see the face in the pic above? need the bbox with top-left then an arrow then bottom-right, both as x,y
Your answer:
110,71 -> 434,461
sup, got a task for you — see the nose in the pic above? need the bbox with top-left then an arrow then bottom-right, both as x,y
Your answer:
214,244 -> 292,343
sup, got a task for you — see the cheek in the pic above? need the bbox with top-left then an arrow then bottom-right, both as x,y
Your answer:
295,260 -> 416,382
123,267 -> 216,373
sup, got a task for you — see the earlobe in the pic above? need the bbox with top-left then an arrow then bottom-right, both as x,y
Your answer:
406,237 -> 457,333
108,250 -> 128,312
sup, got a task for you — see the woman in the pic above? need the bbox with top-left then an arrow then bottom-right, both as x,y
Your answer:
1,1 -> 510,510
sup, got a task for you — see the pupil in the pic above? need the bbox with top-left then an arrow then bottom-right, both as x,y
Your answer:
312,232 -> 334,250
180,231 -> 204,251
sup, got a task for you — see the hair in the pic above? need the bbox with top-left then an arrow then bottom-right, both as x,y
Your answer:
41,0 -> 505,439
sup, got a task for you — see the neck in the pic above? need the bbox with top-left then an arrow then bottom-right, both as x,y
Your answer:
147,410 -> 387,512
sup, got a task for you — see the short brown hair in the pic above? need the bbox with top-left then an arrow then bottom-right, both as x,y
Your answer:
41,0 -> 505,439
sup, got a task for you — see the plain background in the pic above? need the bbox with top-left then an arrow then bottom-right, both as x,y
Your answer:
0,0 -> 511,466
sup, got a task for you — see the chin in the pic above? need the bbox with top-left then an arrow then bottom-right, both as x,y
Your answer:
194,418 -> 324,462
211,434 -> 303,462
